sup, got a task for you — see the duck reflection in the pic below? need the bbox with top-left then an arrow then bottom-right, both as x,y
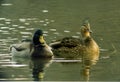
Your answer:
81,54 -> 99,81
11,54 -> 53,81
30,57 -> 53,81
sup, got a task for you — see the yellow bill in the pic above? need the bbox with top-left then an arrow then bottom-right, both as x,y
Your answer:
39,36 -> 45,43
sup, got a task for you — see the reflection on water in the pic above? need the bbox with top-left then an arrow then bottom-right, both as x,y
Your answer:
0,51 -> 114,81
30,58 -> 53,81
0,0 -> 120,81
81,56 -> 99,81
0,54 -> 53,81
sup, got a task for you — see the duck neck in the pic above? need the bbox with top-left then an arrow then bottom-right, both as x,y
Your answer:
83,36 -> 93,46
34,42 -> 46,48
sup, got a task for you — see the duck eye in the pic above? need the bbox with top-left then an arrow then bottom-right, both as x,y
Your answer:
83,28 -> 88,31
87,29 -> 89,31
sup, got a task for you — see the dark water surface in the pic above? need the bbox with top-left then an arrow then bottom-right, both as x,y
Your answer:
0,0 -> 120,81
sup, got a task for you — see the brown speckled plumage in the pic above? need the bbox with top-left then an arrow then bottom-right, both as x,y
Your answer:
50,21 -> 99,60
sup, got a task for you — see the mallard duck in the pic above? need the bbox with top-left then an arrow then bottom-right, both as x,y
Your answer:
10,29 -> 53,58
31,29 -> 53,58
50,21 -> 99,60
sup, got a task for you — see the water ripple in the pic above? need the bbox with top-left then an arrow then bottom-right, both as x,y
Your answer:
1,64 -> 28,67
53,59 -> 81,63
64,30 -> 70,33
18,26 -> 26,29
1,3 -> 13,6
19,18 -> 26,22
42,10 -> 49,13
20,32 -> 32,35
49,29 -> 57,31
0,27 -> 9,29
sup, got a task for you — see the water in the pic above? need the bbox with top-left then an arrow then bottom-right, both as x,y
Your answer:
0,0 -> 120,81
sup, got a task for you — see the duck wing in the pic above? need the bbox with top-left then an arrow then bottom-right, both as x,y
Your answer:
61,37 -> 82,48
49,37 -> 83,49
10,39 -> 32,52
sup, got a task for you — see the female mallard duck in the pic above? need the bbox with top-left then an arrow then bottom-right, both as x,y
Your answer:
50,21 -> 99,60
10,29 -> 53,58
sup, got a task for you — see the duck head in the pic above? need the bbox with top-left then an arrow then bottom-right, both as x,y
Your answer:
33,29 -> 45,46
81,21 -> 92,39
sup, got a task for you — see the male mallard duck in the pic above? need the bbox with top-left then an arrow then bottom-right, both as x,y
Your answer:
31,29 -> 53,58
50,21 -> 99,60
10,29 -> 53,58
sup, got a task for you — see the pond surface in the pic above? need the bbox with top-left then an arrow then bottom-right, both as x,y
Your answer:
0,0 -> 120,81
